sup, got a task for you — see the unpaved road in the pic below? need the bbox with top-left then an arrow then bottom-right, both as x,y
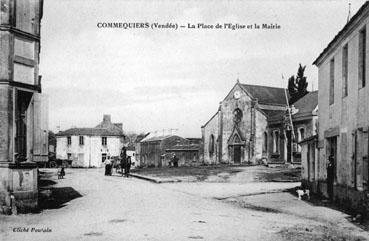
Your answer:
1,168 -> 368,241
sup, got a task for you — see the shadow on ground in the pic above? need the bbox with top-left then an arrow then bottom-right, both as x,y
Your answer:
37,169 -> 82,212
286,187 -> 369,230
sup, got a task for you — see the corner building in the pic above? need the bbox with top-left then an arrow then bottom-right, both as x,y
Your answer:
0,0 -> 46,212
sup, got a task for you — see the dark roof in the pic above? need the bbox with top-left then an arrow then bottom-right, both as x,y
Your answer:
313,1 -> 369,65
292,91 -> 318,118
240,84 -> 288,106
135,133 -> 150,143
141,135 -> 186,143
95,118 -> 123,133
56,127 -> 124,136
262,109 -> 286,119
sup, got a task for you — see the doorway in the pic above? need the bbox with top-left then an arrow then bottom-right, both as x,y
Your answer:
326,136 -> 337,199
15,90 -> 32,162
234,145 -> 241,164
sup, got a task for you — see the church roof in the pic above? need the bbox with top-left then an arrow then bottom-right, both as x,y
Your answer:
262,109 -> 286,119
292,91 -> 318,117
240,84 -> 288,106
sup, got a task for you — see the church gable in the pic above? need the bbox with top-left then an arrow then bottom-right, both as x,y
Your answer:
227,126 -> 246,145
223,82 -> 252,103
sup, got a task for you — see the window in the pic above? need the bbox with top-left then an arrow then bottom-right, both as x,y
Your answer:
67,153 -> 72,160
102,153 -> 107,162
209,135 -> 215,156
79,136 -> 84,145
329,58 -> 335,105
359,27 -> 366,88
102,137 -> 107,146
342,44 -> 348,97
233,108 -> 243,123
297,128 -> 305,152
272,130 -> 279,153
263,132 -> 268,152
67,136 -> 71,145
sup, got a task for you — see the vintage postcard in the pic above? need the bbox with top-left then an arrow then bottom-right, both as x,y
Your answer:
1,0 -> 369,240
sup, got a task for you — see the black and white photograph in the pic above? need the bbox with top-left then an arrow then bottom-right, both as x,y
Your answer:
1,0 -> 369,240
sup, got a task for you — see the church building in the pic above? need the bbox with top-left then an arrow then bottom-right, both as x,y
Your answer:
202,81 -> 288,164
201,81 -> 317,165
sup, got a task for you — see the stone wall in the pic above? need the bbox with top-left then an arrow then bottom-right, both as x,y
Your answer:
254,110 -> 267,161
0,86 -> 13,163
220,84 -> 252,163
202,112 -> 219,164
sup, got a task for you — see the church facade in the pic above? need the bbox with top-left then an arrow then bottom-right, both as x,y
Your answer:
201,81 -> 317,165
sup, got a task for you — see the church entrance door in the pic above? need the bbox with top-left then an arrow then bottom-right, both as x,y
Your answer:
234,146 -> 241,164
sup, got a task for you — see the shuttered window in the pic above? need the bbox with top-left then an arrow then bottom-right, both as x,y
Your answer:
342,44 -> 348,97
359,27 -> 366,88
329,58 -> 335,105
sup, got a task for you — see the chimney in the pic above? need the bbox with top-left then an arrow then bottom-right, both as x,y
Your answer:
103,114 -> 111,123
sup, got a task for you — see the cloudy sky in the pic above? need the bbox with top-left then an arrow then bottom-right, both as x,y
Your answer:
40,0 -> 366,137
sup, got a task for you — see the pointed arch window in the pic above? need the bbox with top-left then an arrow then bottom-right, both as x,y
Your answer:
209,134 -> 215,156
263,132 -> 268,152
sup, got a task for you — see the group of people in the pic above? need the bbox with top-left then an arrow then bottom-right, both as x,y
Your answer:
104,146 -> 132,177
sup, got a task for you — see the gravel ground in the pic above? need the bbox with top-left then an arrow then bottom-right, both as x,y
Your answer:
0,168 -> 368,241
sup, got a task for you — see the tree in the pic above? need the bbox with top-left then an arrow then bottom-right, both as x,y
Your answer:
287,64 -> 309,104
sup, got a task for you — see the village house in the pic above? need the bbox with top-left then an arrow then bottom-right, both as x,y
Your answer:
312,1 -> 369,210
201,81 -> 317,165
56,115 -> 124,168
268,91 -> 318,164
0,0 -> 46,213
139,131 -> 193,167
134,133 -> 149,167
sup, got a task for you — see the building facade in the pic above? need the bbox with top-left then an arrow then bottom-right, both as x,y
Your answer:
134,133 -> 149,167
56,115 -> 124,168
165,144 -> 200,166
201,81 -> 317,165
267,91 -> 318,164
202,81 -> 286,164
312,2 -> 369,210
0,0 -> 46,213
139,133 -> 190,167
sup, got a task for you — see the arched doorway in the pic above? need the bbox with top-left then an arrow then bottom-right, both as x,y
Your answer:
232,135 -> 242,164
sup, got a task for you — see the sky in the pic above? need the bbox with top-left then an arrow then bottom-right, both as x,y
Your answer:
40,0 -> 366,138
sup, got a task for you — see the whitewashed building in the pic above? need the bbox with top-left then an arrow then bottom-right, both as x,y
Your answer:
56,115 -> 124,167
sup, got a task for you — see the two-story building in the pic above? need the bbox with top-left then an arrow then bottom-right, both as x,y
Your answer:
56,115 -> 124,167
313,1 -> 369,210
0,0 -> 46,213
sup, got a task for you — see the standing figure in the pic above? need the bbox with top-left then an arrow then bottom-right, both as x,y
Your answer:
126,156 -> 132,177
172,154 -> 179,167
105,156 -> 112,176
120,147 -> 127,176
327,154 -> 335,200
